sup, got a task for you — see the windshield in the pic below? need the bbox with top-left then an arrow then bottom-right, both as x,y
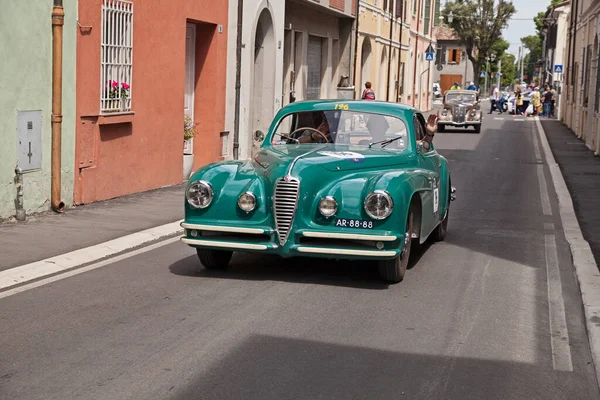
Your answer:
445,92 -> 476,103
270,110 -> 409,150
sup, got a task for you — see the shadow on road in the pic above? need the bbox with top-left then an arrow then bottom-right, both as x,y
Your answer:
169,252 -> 406,290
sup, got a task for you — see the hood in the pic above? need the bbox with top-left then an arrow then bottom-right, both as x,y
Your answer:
254,144 -> 412,176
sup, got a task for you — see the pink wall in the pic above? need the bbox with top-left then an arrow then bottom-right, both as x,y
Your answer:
75,0 -> 228,204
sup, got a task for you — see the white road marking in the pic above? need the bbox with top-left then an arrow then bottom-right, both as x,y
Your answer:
537,165 -> 552,216
0,237 -> 181,300
545,234 -> 574,371
0,220 -> 184,292
544,223 -> 555,230
494,117 -> 504,121
536,116 -> 600,387
532,129 -> 552,215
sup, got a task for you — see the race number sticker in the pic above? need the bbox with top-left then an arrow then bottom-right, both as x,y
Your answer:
318,151 -> 365,161
433,188 -> 439,214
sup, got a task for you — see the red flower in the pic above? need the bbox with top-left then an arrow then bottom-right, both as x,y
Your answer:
121,82 -> 130,90
111,80 -> 118,88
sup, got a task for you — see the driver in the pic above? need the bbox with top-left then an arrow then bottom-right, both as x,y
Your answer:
297,112 -> 331,143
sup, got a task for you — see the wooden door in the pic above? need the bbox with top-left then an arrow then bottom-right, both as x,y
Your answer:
440,74 -> 462,95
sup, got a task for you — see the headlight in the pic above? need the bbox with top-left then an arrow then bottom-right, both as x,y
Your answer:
441,110 -> 448,116
238,192 -> 257,212
364,190 -> 394,220
318,196 -> 338,217
186,180 -> 213,209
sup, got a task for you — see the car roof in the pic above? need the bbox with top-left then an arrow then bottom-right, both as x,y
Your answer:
278,99 -> 420,117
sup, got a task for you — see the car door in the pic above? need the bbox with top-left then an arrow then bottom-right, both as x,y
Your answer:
414,114 -> 442,239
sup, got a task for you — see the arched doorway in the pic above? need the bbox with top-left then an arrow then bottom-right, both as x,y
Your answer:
360,38 -> 372,96
390,50 -> 396,102
250,9 -> 275,155
379,47 -> 388,100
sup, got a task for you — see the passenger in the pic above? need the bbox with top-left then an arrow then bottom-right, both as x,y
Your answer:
297,112 -> 332,143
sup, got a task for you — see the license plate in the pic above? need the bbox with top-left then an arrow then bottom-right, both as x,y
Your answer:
334,218 -> 374,229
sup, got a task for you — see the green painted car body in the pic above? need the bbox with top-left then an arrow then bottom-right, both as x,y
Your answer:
182,100 -> 452,265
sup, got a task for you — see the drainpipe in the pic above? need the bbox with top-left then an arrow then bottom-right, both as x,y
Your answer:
351,0 -> 361,96
385,5 -> 394,101
412,0 -> 422,108
51,0 -> 65,212
396,0 -> 406,102
233,0 -> 244,160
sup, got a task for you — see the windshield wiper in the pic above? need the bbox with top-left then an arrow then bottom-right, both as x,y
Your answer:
369,136 -> 403,148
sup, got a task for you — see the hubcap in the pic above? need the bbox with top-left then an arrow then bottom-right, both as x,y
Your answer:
402,232 -> 410,257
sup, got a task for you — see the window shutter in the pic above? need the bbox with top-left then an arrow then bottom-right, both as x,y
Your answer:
395,0 -> 403,18
456,50 -> 461,63
447,49 -> 452,64
441,45 -> 446,64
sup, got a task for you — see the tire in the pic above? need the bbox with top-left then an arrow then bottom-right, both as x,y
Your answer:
378,209 -> 414,283
437,124 -> 445,133
196,248 -> 233,270
473,125 -> 481,133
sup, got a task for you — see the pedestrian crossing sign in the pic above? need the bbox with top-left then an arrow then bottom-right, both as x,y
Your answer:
554,65 -> 563,73
425,52 -> 434,61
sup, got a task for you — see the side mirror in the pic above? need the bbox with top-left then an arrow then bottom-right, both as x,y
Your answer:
417,140 -> 431,155
254,130 -> 265,143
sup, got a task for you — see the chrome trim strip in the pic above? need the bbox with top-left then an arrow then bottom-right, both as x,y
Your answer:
286,144 -> 329,176
181,223 -> 266,234
181,237 -> 268,250
297,247 -> 397,257
302,231 -> 397,241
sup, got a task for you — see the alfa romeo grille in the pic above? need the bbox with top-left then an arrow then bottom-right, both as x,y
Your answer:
273,176 -> 300,246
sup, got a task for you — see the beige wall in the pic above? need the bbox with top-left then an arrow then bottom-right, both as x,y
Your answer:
562,0 -> 600,155
355,0 -> 410,103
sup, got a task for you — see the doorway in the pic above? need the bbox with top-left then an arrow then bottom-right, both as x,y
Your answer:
250,9 -> 275,155
183,23 -> 196,179
360,38 -> 373,96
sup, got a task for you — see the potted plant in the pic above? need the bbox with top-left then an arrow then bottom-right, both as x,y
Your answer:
103,80 -> 130,112
183,115 -> 198,180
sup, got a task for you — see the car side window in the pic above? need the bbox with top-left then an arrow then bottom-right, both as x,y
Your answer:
413,115 -> 425,141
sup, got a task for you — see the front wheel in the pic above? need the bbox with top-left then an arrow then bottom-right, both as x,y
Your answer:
196,248 -> 233,270
378,209 -> 414,283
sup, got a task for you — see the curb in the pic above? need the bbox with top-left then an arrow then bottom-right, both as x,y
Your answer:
0,220 -> 184,293
535,117 -> 600,387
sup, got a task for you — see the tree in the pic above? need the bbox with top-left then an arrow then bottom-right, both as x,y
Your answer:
521,35 -> 542,84
441,0 -> 516,88
501,53 -> 516,87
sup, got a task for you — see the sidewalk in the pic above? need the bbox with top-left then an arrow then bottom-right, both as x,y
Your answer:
0,184 -> 184,272
541,119 -> 600,267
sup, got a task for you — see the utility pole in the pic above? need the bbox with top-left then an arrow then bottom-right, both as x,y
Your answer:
497,58 -> 502,90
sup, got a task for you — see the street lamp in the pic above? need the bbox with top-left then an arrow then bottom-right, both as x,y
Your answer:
448,11 -> 454,23
484,53 -> 496,97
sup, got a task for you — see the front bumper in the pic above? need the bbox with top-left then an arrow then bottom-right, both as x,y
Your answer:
438,120 -> 481,126
180,222 -> 401,260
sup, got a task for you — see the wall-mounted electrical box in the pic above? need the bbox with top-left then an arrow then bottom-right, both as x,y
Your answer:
17,110 -> 42,171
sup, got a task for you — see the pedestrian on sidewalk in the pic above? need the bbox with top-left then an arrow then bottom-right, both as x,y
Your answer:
543,87 -> 553,117
532,87 -> 541,116
361,82 -> 376,100
550,86 -> 557,117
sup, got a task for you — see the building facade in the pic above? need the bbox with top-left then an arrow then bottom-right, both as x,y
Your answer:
74,0 -> 229,205
281,0 -> 357,106
432,25 -> 475,93
0,1 -> 77,219
405,0 -> 441,111
225,0 -> 285,160
354,0 -> 409,103
562,0 -> 600,155
541,1 -> 571,120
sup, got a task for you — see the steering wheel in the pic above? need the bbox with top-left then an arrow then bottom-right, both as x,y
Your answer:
289,127 -> 331,143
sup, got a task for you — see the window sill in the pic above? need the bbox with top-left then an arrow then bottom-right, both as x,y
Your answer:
83,111 -> 135,125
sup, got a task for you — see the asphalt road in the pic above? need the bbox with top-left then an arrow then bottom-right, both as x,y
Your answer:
1,112 -> 599,400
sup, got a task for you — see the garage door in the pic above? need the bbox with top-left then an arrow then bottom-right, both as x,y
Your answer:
306,35 -> 323,100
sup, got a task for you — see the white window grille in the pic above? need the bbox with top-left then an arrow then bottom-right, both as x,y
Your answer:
100,0 -> 133,113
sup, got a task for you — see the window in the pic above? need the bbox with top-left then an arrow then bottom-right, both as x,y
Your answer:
101,0 -> 134,113
395,0 -> 404,19
447,48 -> 461,63
413,0 -> 417,15
423,0 -> 431,34
584,45 -> 592,107
594,38 -> 599,113
383,0 -> 388,12
271,110 -> 408,150
433,0 -> 441,27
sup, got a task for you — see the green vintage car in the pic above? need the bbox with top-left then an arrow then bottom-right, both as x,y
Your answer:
181,100 -> 456,283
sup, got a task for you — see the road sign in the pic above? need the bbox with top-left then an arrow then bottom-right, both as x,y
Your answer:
480,71 -> 486,78
425,52 -> 434,61
554,64 -> 563,73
